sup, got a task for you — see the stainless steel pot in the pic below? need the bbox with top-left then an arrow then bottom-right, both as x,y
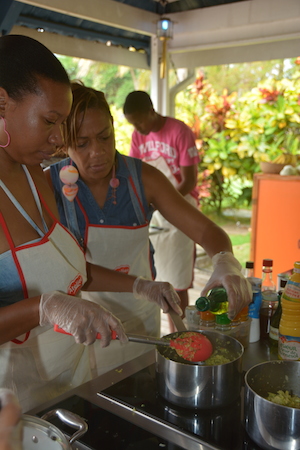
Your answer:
156,330 -> 244,409
22,409 -> 88,450
245,360 -> 300,450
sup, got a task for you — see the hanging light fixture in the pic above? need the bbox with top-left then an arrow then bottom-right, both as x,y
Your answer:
156,17 -> 174,78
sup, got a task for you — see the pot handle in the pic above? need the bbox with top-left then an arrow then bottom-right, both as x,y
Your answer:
41,408 -> 88,444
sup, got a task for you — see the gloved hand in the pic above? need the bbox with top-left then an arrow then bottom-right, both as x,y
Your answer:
133,277 -> 183,316
39,291 -> 128,347
201,252 -> 252,320
0,388 -> 22,450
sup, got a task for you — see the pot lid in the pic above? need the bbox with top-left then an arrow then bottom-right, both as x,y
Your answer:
22,414 -> 70,449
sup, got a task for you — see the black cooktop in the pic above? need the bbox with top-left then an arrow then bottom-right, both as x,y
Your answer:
39,363 -> 264,450
39,393 -> 186,450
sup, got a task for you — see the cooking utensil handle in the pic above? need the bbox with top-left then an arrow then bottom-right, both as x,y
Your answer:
168,309 -> 187,331
41,408 -> 88,444
54,324 -> 117,339
126,334 -> 170,346
54,326 -> 169,347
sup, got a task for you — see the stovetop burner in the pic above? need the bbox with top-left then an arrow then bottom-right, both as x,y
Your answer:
101,363 -> 244,449
39,363 -> 263,450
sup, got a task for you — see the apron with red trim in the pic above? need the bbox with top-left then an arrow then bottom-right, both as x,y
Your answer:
145,156 -> 197,290
73,171 -> 160,377
0,166 -> 88,412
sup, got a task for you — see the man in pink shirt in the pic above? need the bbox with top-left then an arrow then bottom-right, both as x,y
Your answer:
123,91 -> 199,329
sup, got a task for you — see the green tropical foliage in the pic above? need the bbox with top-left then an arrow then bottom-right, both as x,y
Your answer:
57,54 -> 300,213
176,60 -> 300,213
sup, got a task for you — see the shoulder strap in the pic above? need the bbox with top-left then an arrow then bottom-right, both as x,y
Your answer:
0,166 -> 47,237
122,156 -> 147,225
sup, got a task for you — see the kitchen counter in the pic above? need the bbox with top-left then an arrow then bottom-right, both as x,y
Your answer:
28,339 -> 279,450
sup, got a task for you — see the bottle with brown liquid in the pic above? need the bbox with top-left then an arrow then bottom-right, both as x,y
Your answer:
260,259 -> 277,339
260,290 -> 279,339
269,279 -> 287,347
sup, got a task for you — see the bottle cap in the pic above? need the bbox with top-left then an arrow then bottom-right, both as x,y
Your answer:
215,313 -> 231,324
262,259 -> 273,267
294,261 -> 300,270
246,261 -> 254,269
247,277 -> 262,291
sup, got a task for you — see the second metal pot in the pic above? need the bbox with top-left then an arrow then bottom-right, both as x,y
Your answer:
244,360 -> 300,450
156,330 -> 244,409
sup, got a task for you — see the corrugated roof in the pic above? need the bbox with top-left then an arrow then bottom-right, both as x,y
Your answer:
1,0 -> 247,58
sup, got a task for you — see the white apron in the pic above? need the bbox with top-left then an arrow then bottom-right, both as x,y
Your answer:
82,221 -> 160,378
145,156 -> 197,290
0,172 -> 89,412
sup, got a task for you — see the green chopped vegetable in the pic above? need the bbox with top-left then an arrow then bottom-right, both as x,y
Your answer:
267,390 -> 300,409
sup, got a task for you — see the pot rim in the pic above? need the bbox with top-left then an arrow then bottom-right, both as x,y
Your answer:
157,329 -> 244,366
156,330 -> 245,368
245,360 -> 300,411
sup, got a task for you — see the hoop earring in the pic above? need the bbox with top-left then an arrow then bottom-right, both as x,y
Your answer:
109,164 -> 120,205
0,117 -> 11,148
59,165 -> 79,202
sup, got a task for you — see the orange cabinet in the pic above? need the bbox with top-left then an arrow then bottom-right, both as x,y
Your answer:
250,173 -> 300,283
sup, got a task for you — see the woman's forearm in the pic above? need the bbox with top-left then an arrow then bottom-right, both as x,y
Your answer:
82,263 -> 136,293
200,221 -> 233,259
0,297 -> 40,345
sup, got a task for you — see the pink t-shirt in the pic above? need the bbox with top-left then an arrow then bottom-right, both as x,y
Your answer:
129,117 -> 199,198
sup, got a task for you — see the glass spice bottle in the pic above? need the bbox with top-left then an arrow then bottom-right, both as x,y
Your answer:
261,259 -> 276,292
185,305 -> 200,330
245,261 -> 254,278
199,311 -> 215,329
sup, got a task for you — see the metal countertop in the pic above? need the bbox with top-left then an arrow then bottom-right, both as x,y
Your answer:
27,339 -> 279,450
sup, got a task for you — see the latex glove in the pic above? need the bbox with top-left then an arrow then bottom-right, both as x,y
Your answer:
39,291 -> 128,346
133,277 -> 183,315
0,389 -> 22,450
201,252 -> 252,320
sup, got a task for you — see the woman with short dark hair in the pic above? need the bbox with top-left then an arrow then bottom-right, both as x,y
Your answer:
48,81 -> 252,377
